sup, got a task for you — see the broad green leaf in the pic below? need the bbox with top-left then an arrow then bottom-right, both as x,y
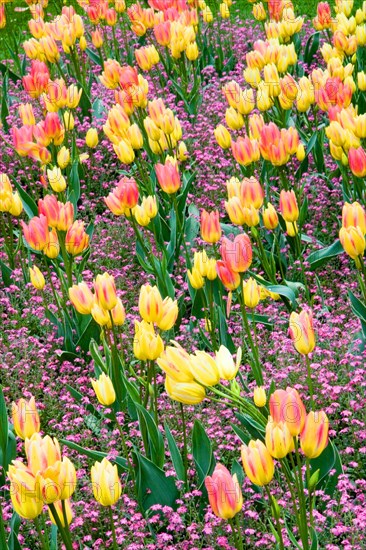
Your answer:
133,451 -> 179,512
135,404 -> 165,469
164,423 -> 185,482
0,385 -> 9,457
348,290 -> 366,323
13,181 -> 38,218
60,439 -> 127,470
192,420 -> 215,489
307,240 -> 344,270
7,513 -> 21,550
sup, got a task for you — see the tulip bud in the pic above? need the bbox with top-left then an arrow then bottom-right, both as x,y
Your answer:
86,128 -> 99,148
300,411 -> 329,459
12,396 -> 41,440
165,375 -> 205,405
289,310 -> 316,356
205,464 -> 243,520
29,266 -> 45,290
242,277 -> 261,308
265,417 -> 294,459
91,458 -> 122,506
241,440 -> 274,486
94,273 -> 117,310
91,373 -> 116,406
253,386 -> 266,407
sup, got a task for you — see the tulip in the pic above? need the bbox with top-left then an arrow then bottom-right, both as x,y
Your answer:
205,464 -> 243,520
300,411 -> 329,458
47,167 -> 67,193
265,417 -> 294,459
69,282 -> 94,315
279,190 -> 299,223
339,225 -> 366,260
253,386 -> 266,407
139,284 -> 163,324
241,440 -> 274,486
342,202 -> 366,235
110,298 -> 126,326
215,345 -> 241,380
21,215 -> 49,252
289,310 -> 316,355
262,203 -> 279,229
216,260 -> 241,290
91,458 -> 122,506
155,159 -> 181,194
85,128 -> 99,148
57,202 -> 74,232
243,277 -> 261,308
38,195 -> 60,228
65,220 -> 89,256
240,177 -> 264,209
157,343 -> 193,383
269,387 -> 306,436
348,147 -> 366,177
187,267 -> 205,289
12,396 -> 41,440
214,124 -> 231,149
57,146 -> 70,169
220,234 -> 253,273
91,302 -> 110,326
29,266 -> 45,291
200,210 -> 222,244
165,376 -> 205,405
158,297 -> 178,331
94,273 -> 118,311
133,320 -> 164,360
114,140 -> 135,164
8,463 -> 43,519
189,350 -> 220,387
25,433 -> 61,476
91,373 -> 116,406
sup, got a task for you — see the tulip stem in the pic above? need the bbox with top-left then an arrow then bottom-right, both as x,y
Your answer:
279,459 -> 301,528
228,516 -> 243,550
239,281 -> 263,385
108,507 -> 118,550
304,356 -> 314,410
0,499 -> 7,550
109,314 -> 125,406
48,503 -> 73,550
264,486 -> 285,550
294,438 -> 310,550
179,403 -> 188,489
152,361 -> 159,426
111,410 -> 135,482
34,517 -> 49,550
305,459 -> 315,528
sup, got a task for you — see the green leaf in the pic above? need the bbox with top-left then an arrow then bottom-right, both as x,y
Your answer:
75,316 -> 100,353
231,459 -> 245,487
218,309 -> 236,352
309,441 -> 343,495
85,48 -> 102,66
68,161 -> 81,208
92,98 -> 106,120
133,451 -> 179,512
307,240 -> 344,270
235,413 -> 265,440
231,423 -> 250,445
7,513 -> 22,550
348,290 -> 366,324
66,384 -> 103,420
164,423 -> 185,482
77,83 -> 91,119
0,385 -> 9,458
0,260 -> 13,288
89,338 -> 108,373
60,439 -> 127,470
310,527 -> 319,550
1,72 -> 9,132
135,404 -> 165,468
303,32 -> 320,66
50,525 -> 58,550
0,62 -> 21,83
12,181 -> 38,218
192,420 -> 215,489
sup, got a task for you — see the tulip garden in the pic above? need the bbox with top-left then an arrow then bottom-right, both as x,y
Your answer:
1,0 -> 366,548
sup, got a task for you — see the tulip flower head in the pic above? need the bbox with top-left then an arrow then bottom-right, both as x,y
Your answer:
91,458 -> 122,506
300,410 -> 329,458
289,309 -> 316,356
205,464 -> 243,520
12,396 -> 41,440
241,440 -> 274,486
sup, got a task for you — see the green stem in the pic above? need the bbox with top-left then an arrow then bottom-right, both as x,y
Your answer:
305,356 -> 314,410
108,506 -> 118,550
152,361 -> 159,426
48,503 -> 73,550
0,498 -> 8,550
239,278 -> 263,385
294,438 -> 310,550
279,458 -> 301,528
108,313 -> 124,406
34,516 -> 49,550
235,514 -> 244,550
228,516 -> 243,550
305,459 -> 315,529
179,403 -> 188,489
61,501 -> 73,546
264,486 -> 285,550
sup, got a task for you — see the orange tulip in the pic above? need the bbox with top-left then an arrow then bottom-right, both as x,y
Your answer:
348,147 -> 366,178
205,464 -> 243,520
65,221 -> 89,256
200,210 -> 222,244
220,234 -> 252,273
216,260 -> 241,290
279,190 -> 299,223
155,159 -> 181,194
269,387 -> 306,436
300,411 -> 329,458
